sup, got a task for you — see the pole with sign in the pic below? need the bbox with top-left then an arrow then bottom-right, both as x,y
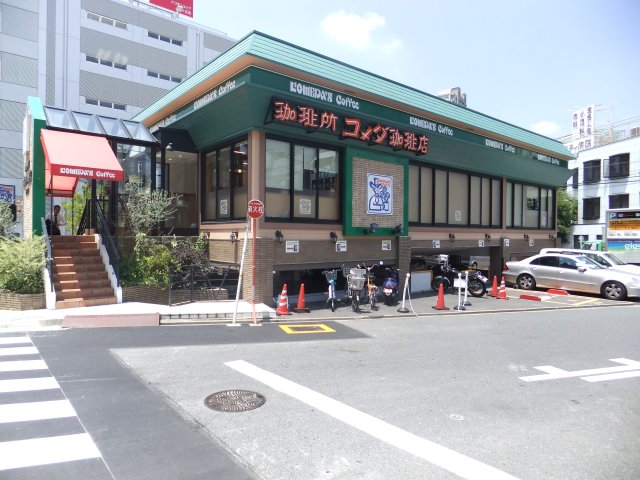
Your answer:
247,199 -> 264,326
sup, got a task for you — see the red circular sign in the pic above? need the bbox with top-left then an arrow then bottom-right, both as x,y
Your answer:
247,199 -> 264,219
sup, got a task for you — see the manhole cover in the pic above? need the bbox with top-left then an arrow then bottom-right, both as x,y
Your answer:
204,390 -> 266,412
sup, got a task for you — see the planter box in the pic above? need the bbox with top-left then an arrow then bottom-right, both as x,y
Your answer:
0,290 -> 46,311
122,285 -> 228,305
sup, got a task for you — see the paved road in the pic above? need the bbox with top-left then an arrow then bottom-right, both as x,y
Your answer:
1,304 -> 639,479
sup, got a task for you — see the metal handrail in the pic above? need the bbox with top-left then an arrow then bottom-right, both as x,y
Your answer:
93,199 -> 121,286
40,217 -> 54,292
167,261 -> 239,306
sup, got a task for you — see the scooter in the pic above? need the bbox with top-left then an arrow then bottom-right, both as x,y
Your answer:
382,266 -> 400,306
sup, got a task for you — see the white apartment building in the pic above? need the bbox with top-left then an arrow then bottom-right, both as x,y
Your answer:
566,129 -> 640,248
0,0 -> 236,234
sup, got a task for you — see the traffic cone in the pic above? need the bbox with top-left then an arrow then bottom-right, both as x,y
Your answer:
490,276 -> 498,297
497,277 -> 508,300
432,283 -> 450,310
276,284 -> 290,315
294,283 -> 310,313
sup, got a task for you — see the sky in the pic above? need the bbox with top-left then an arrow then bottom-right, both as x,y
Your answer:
184,0 -> 640,139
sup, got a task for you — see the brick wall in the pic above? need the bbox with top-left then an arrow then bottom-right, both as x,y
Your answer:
0,291 -> 46,310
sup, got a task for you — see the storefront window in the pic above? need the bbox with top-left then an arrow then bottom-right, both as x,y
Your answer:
202,139 -> 248,221
118,144 -> 152,192
266,138 -> 340,222
409,163 -> 500,227
266,139 -> 291,218
507,181 -> 554,229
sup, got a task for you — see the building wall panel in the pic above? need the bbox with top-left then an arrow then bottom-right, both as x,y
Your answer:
0,100 -> 25,131
81,28 -> 186,77
0,52 -> 38,87
0,147 -> 22,178
80,70 -> 167,108
1,3 -> 38,42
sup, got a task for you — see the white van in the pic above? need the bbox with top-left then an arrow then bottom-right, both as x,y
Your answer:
539,248 -> 640,275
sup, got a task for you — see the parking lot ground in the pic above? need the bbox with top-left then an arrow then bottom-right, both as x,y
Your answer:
284,286 -> 638,324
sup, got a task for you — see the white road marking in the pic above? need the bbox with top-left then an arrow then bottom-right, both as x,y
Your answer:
0,433 -> 101,471
581,370 -> 640,382
226,360 -> 521,480
0,346 -> 39,356
519,358 -> 640,382
0,336 -> 31,345
0,377 -> 60,393
0,359 -> 48,372
0,400 -> 77,424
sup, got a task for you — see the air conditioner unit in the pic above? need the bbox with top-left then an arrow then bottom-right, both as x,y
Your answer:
631,127 -> 640,137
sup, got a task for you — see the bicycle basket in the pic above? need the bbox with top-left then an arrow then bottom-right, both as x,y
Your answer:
350,268 -> 367,277
323,270 -> 337,282
349,276 -> 366,291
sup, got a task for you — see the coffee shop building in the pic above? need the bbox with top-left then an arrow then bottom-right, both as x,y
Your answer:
126,31 -> 573,304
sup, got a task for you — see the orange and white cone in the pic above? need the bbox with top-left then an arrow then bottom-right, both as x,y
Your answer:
276,283 -> 291,315
490,276 -> 499,297
432,283 -> 450,310
294,283 -> 310,313
497,277 -> 508,300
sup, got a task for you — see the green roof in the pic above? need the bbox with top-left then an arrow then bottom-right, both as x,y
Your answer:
134,31 -> 572,159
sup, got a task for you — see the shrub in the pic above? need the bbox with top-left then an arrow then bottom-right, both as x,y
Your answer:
120,239 -> 176,288
0,201 -> 16,237
0,236 -> 45,294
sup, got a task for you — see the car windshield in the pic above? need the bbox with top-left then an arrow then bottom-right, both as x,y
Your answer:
603,252 -> 626,265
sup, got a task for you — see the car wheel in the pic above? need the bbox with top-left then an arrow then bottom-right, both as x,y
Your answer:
517,274 -> 536,290
602,281 -> 627,301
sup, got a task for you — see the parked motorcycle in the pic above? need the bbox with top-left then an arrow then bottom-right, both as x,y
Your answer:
382,266 -> 400,306
431,261 -> 487,297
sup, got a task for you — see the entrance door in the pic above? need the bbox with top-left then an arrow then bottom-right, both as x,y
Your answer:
163,150 -> 198,234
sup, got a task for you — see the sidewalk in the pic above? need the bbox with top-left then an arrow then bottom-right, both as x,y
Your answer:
2,287 -> 630,330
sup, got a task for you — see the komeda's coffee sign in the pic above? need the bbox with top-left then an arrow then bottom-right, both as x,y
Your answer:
271,100 -> 429,156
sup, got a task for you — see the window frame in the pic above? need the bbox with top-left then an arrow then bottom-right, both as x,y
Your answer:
264,136 -> 341,224
605,153 -> 630,179
409,162 -> 502,228
582,197 -> 601,220
201,137 -> 249,222
583,159 -> 601,184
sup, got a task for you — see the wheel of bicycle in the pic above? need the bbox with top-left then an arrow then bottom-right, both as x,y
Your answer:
331,297 -> 336,312
352,292 -> 359,312
369,289 -> 376,310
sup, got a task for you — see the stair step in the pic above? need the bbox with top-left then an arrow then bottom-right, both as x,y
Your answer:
55,271 -> 110,282
58,287 -> 114,300
55,296 -> 117,309
55,279 -> 111,290
55,263 -> 106,274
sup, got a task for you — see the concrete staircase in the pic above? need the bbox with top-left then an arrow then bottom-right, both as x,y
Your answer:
51,235 -> 117,309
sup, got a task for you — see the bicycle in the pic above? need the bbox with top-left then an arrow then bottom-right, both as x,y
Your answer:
322,269 -> 339,312
346,267 -> 366,313
362,262 -> 380,311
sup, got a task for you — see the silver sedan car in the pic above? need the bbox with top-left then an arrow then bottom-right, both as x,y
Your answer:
502,253 -> 640,301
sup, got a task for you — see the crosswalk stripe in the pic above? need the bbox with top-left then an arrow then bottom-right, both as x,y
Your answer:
0,377 -> 60,393
0,399 -> 77,424
0,336 -> 31,345
0,433 -> 101,471
0,346 -> 39,356
0,359 -> 48,372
